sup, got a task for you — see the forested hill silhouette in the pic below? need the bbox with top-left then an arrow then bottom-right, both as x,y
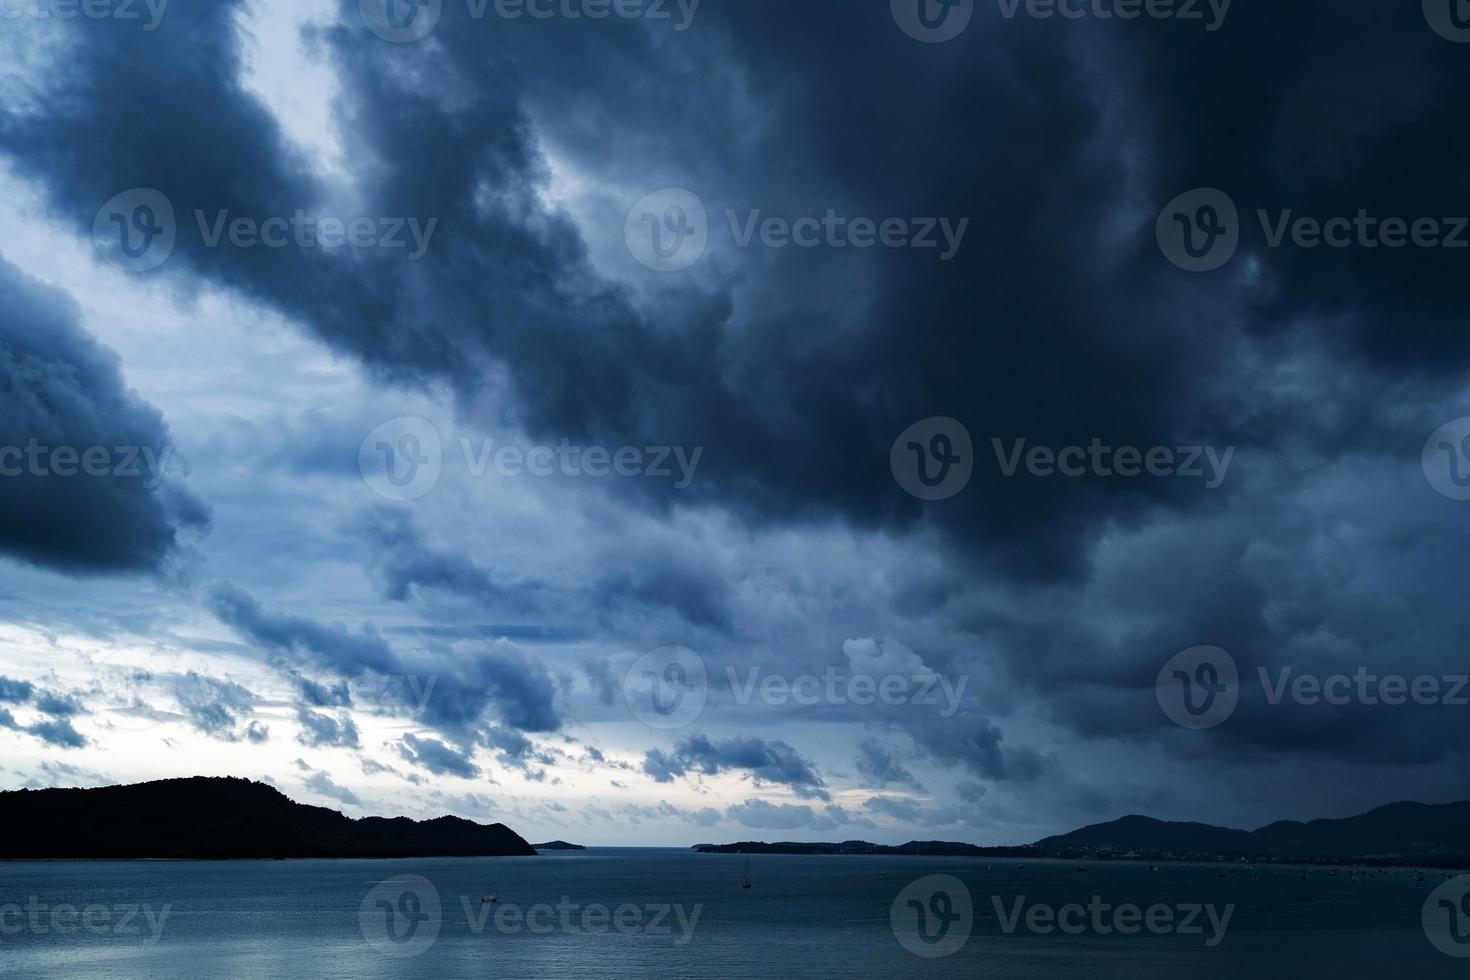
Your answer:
0,777 -> 536,859
697,801 -> 1470,867
1034,800 -> 1470,864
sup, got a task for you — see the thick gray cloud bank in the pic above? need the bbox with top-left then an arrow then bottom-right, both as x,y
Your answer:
0,256 -> 205,573
0,1 -> 1466,835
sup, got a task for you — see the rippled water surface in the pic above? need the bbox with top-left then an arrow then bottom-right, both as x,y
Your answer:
1,849 -> 1465,978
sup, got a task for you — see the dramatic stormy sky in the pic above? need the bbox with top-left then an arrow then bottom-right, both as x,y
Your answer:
0,0 -> 1466,845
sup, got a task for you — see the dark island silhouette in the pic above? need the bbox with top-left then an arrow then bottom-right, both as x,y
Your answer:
0,777 -> 536,860
534,840 -> 586,850
696,800 -> 1470,868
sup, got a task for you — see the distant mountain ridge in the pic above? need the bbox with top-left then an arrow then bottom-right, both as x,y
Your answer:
534,840 -> 586,850
695,840 -> 988,857
0,777 -> 536,860
696,801 -> 1470,867
1037,801 -> 1470,863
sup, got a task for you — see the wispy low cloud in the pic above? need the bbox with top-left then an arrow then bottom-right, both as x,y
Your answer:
32,691 -> 84,716
295,707 -> 360,749
21,761 -> 113,789
346,505 -> 535,607
207,583 -> 398,676
304,770 -> 361,808
0,675 -> 89,747
722,799 -> 875,833
863,796 -> 969,829
22,717 -> 86,749
207,582 -> 562,744
618,801 -> 722,828
642,735 -> 829,800
172,672 -> 256,742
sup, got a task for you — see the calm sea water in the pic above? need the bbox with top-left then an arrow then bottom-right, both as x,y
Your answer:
1,849 -> 1464,978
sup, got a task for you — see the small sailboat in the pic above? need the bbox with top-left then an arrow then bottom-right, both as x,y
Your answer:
741,854 -> 753,891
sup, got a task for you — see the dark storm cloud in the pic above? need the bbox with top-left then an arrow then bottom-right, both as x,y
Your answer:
296,676 -> 352,709
590,543 -> 736,635
3,1 -> 1467,582
3,1 -> 1467,816
479,725 -> 555,776
0,256 -> 206,574
854,738 -> 924,791
642,734 -> 829,800
965,505 -> 1470,772
398,733 -> 479,779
